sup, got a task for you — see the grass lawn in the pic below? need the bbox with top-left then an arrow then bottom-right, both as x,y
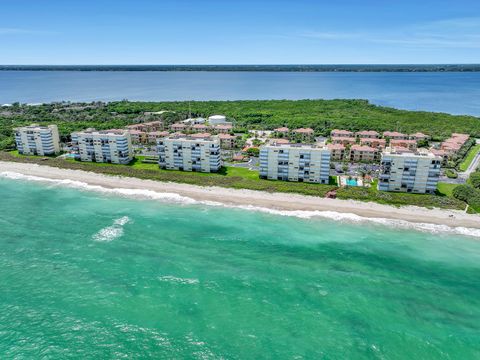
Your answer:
10,150 -> 37,158
459,144 -> 480,172
437,182 -> 458,197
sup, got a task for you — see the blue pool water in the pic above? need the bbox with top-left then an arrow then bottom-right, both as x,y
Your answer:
346,178 -> 358,186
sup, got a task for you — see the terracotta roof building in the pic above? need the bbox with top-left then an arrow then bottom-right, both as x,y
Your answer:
355,130 -> 379,139
359,138 -> 386,149
219,133 -> 237,149
269,138 -> 290,145
383,131 -> 408,140
293,128 -> 315,141
349,145 -> 380,162
147,131 -> 170,144
128,130 -> 147,144
191,124 -> 209,132
274,127 -> 289,134
331,137 -> 356,146
390,139 -> 418,151
170,123 -> 188,131
213,124 -> 233,134
409,132 -> 430,141
327,143 -> 346,160
331,129 -> 354,138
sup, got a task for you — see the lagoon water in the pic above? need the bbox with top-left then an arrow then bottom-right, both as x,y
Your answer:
1,176 -> 480,358
1,71 -> 480,116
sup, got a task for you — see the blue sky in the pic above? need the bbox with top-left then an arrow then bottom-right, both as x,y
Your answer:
1,0 -> 479,64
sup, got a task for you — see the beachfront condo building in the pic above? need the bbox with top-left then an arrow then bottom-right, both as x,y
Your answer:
378,147 -> 441,194
157,134 -> 221,172
71,129 -> 133,164
14,124 -> 60,156
259,143 -> 331,184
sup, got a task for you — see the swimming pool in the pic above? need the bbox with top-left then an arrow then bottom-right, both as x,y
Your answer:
346,178 -> 358,186
338,176 -> 363,187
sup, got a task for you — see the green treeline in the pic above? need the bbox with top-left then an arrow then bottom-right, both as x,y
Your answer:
1,99 -> 479,150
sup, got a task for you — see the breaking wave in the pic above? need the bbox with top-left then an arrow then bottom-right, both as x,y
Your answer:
1,170 -> 479,238
92,216 -> 131,242
158,275 -> 200,285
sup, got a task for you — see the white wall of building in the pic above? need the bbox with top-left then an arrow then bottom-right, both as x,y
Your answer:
14,124 -> 60,156
378,149 -> 441,194
259,144 -> 331,184
158,136 -> 221,173
71,130 -> 133,164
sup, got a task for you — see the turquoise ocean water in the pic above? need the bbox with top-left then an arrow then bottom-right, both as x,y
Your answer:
1,175 -> 480,359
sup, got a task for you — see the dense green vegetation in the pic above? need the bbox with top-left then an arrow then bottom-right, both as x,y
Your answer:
470,172 -> 480,189
459,144 -> 480,171
1,99 -> 479,150
106,100 -> 480,137
452,169 -> 480,212
335,181 -> 465,210
453,185 -> 480,213
445,169 -> 458,178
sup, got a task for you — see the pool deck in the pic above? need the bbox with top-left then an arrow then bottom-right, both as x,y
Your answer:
338,175 -> 364,187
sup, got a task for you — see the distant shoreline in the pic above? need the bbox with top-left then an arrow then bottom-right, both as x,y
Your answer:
1,64 -> 480,72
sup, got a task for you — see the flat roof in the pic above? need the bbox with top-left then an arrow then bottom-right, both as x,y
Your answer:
263,143 -> 328,150
161,134 -> 219,141
382,147 -> 439,158
73,128 -> 129,136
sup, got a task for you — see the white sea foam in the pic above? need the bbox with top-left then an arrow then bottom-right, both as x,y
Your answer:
158,275 -> 200,285
92,216 -> 131,242
92,216 -> 130,242
1,170 -> 480,238
0,171 -> 197,204
232,205 -> 480,238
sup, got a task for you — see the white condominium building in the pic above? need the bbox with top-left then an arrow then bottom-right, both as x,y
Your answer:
259,143 -> 331,184
378,147 -> 441,194
71,128 -> 133,164
157,135 -> 221,172
14,124 -> 60,156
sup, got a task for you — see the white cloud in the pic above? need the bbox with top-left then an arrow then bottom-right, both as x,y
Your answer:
0,28 -> 55,35
300,31 -> 362,40
299,17 -> 480,49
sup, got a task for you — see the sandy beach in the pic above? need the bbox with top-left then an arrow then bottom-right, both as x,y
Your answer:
1,161 -> 479,229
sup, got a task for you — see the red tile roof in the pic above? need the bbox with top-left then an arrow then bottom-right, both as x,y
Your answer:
294,128 -> 314,134
356,130 -> 379,136
214,124 -> 233,129
350,145 -> 377,152
191,132 -> 212,138
383,131 -> 407,137
331,129 -> 353,135
327,143 -> 346,150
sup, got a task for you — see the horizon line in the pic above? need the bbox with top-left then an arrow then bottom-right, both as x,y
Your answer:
1,63 -> 480,66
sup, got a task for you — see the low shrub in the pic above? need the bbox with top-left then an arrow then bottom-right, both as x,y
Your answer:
470,171 -> 480,189
445,169 -> 458,179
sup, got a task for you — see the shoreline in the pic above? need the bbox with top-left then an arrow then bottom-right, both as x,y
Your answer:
1,161 -> 480,230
